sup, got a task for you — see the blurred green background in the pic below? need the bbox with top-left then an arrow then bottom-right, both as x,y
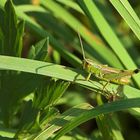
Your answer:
0,0 -> 140,140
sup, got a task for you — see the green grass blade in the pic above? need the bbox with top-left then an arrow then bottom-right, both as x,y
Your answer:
16,5 -> 47,13
16,11 -> 81,67
56,0 -> 84,14
0,128 -> 16,138
0,0 -> 6,8
15,20 -> 24,57
77,0 -> 140,87
0,55 -> 98,90
41,0 -> 122,68
53,98 -> 140,140
2,0 -> 22,56
110,0 -> 140,40
96,114 -> 124,140
33,80 -> 70,109
0,55 -> 140,101
27,38 -> 48,61
34,103 -> 93,140
0,7 -> 4,54
32,12 -> 74,44
0,2 -> 80,67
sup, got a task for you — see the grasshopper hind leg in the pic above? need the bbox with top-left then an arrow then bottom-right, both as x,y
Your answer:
105,85 -> 124,102
100,81 -> 112,100
102,81 -> 109,93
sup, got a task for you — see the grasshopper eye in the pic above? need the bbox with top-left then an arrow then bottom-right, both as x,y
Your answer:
133,69 -> 140,74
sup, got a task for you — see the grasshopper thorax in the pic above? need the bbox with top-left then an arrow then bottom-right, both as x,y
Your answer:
82,58 -> 102,74
82,58 -> 94,69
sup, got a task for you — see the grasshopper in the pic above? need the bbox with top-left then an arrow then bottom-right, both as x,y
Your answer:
78,33 -> 140,90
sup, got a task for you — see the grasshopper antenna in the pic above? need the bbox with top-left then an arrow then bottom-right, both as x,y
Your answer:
77,32 -> 86,60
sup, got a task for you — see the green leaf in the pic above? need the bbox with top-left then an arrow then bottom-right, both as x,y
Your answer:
0,136 -> 15,140
96,95 -> 124,140
77,0 -> 140,87
40,0 -> 123,68
3,0 -> 17,56
0,55 -> 98,90
0,7 -> 4,53
53,98 -> 140,140
96,114 -> 124,140
33,79 -> 70,109
33,12 -> 75,44
0,0 -> 6,8
110,0 -> 140,40
56,0 -> 84,14
0,0 -> 24,57
39,107 -> 60,130
0,7 -> 4,39
0,72 -> 43,126
15,8 -> 81,67
16,100 -> 40,136
15,78 -> 69,139
27,45 -> 36,59
33,103 -> 93,139
15,102 -> 60,139
0,127 -> 16,139
0,55 -> 140,100
27,37 -> 48,61
15,20 -> 24,57
16,5 -> 46,13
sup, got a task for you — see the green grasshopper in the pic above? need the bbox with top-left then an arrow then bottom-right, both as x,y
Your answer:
78,33 -> 140,90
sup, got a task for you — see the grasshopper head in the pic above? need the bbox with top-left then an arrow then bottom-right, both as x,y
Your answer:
82,59 -> 92,69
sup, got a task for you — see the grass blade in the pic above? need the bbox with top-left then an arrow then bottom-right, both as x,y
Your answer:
53,98 -> 140,139
16,11 -> 81,67
110,0 -> 140,40
0,55 -> 140,102
0,55 -> 99,90
34,103 -> 93,140
41,0 -> 122,67
77,0 -> 140,87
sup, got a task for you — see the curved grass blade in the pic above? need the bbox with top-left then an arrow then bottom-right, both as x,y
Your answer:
14,8 -> 81,67
110,0 -> 140,40
56,0 -> 84,14
33,103 -> 93,140
16,5 -> 47,13
41,0 -> 122,68
0,0 -> 24,57
96,110 -> 124,140
0,55 -> 140,100
39,98 -> 140,140
77,0 -> 140,87
0,55 -> 100,91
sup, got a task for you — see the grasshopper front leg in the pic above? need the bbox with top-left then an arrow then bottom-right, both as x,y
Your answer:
85,72 -> 92,81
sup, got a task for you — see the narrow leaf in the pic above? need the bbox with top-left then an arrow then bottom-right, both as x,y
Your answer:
34,103 -> 93,140
77,0 -> 140,87
53,98 -> 140,139
110,0 -> 140,40
0,55 -> 140,101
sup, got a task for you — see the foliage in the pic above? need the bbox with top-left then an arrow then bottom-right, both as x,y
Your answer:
0,0 -> 140,140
